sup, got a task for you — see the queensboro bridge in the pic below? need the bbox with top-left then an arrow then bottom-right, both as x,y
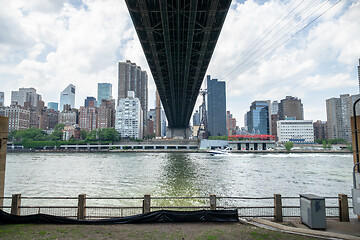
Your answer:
125,0 -> 231,138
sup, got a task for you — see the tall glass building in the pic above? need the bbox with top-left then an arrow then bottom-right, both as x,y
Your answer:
97,83 -> 112,106
60,84 -> 75,111
207,75 -> 227,136
48,102 -> 58,111
246,101 -> 271,135
84,97 -> 97,107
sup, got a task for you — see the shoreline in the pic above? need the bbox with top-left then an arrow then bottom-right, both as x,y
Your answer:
7,149 -> 352,154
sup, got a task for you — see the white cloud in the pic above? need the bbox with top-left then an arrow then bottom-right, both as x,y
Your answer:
205,0 -> 360,126
0,0 -> 359,128
301,73 -> 356,90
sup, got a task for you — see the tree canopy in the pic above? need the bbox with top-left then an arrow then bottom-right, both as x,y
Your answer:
285,141 -> 294,151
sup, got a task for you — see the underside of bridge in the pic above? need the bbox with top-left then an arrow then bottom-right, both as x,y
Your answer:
125,0 -> 231,131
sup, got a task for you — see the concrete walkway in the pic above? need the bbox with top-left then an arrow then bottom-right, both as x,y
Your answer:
248,218 -> 360,240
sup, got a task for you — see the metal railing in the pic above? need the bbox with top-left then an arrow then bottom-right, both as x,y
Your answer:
0,194 -> 353,220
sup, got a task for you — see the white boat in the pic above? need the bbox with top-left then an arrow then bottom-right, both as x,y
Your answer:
208,147 -> 231,156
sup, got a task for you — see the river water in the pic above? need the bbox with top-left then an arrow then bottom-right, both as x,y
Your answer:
4,152 -> 355,198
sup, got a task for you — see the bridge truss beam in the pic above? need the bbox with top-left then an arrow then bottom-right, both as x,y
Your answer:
125,0 -> 231,128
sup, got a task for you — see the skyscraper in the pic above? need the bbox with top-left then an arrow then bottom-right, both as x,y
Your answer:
48,102 -> 58,111
97,99 -> 116,129
118,60 -> 148,135
313,120 -> 327,140
278,96 -> 303,120
246,100 -> 271,135
97,83 -> 112,106
79,100 -> 97,131
85,97 -> 97,108
226,111 -> 237,136
11,87 -> 42,107
193,110 -> 200,126
0,92 -> 4,107
3,104 -> 30,131
115,91 -> 143,139
60,84 -> 75,111
326,94 -> 360,142
271,101 -> 279,140
207,75 -> 227,136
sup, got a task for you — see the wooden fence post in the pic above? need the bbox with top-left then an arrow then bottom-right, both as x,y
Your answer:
210,194 -> 216,210
11,194 -> 21,215
274,194 -> 283,222
0,117 -> 9,210
338,194 -> 349,222
77,194 -> 86,219
143,194 -> 151,213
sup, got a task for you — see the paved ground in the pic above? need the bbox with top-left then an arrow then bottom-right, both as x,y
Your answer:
0,222 -> 319,240
250,218 -> 360,240
291,218 -> 360,237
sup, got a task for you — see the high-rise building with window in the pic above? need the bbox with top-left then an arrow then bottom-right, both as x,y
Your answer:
48,102 -> 58,111
97,99 -> 115,129
60,84 -> 75,111
2,104 -> 30,131
118,60 -> 148,135
79,100 -> 97,131
85,97 -> 97,108
277,120 -> 314,143
115,91 -> 143,139
58,111 -> 77,127
226,111 -> 237,136
270,101 -> 279,140
193,110 -> 200,126
313,120 -> 327,140
246,100 -> 271,135
39,108 -> 58,130
11,88 -> 42,107
278,96 -> 303,120
97,83 -> 112,107
207,75 -> 227,136
0,92 -> 4,107
326,94 -> 360,142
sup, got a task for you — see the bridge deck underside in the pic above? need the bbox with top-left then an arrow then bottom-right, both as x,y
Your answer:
126,0 -> 231,128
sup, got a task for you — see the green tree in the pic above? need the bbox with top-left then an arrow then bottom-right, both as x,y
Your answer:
8,130 -> 18,141
13,127 -> 48,141
54,123 -> 65,131
208,135 -> 228,140
99,128 -> 119,141
322,141 -> 327,149
49,130 -> 62,141
285,141 -> 293,151
328,139 -> 347,145
86,129 -> 98,141
80,130 -> 88,140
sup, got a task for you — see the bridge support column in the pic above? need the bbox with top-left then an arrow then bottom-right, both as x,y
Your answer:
166,127 -> 192,139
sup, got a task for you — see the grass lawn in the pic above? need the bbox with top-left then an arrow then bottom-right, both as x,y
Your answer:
0,222 -> 319,240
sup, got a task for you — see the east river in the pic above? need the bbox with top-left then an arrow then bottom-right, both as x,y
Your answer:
4,152 -> 355,198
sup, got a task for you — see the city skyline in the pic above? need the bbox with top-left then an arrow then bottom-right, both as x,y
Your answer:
0,1 -> 359,127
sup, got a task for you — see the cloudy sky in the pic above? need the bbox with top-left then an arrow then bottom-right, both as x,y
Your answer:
0,0 -> 359,127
